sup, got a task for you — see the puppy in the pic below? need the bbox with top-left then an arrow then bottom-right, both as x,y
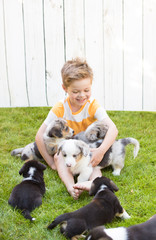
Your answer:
47,176 -> 130,239
8,160 -> 46,221
85,214 -> 156,240
74,120 -> 108,143
57,139 -> 93,183
11,118 -> 74,161
74,121 -> 140,176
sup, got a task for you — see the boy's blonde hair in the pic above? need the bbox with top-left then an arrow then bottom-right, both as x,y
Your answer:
61,58 -> 93,87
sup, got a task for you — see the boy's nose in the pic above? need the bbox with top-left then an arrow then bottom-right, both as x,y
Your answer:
78,92 -> 85,97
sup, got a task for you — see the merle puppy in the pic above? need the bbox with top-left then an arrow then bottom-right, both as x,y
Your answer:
47,176 -> 130,239
74,120 -> 140,176
11,118 -> 74,161
85,214 -> 156,240
8,160 -> 46,221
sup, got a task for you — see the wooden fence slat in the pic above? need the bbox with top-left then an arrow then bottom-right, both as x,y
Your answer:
23,0 -> 47,106
3,0 -> 28,107
64,0 -> 85,60
0,0 -> 10,107
123,0 -> 143,110
85,0 -> 105,108
103,0 -> 123,110
143,0 -> 156,111
44,0 -> 65,106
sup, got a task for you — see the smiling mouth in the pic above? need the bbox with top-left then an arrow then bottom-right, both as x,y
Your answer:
77,98 -> 86,102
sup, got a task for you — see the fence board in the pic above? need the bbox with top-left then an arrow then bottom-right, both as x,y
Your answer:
64,0 -> 85,60
23,0 -> 47,106
124,0 -> 143,110
103,0 -> 123,110
0,0 -> 156,111
0,0 -> 10,107
44,0 -> 65,106
85,0 -> 105,107
3,0 -> 28,107
143,0 -> 156,111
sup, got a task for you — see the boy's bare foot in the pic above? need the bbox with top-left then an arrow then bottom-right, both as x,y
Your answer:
73,180 -> 92,192
68,187 -> 82,200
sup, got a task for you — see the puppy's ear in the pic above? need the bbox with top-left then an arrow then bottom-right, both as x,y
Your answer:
77,140 -> 90,157
57,141 -> 64,155
35,161 -> 47,171
48,128 -> 63,138
110,180 -> 119,192
19,163 -> 28,176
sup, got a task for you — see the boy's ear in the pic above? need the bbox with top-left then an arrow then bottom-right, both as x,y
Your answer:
62,84 -> 67,92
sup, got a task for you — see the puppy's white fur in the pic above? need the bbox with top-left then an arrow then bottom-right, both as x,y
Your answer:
23,167 -> 36,181
57,139 -> 93,183
105,227 -> 128,240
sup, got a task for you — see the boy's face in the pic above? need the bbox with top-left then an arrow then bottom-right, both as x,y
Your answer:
63,78 -> 92,110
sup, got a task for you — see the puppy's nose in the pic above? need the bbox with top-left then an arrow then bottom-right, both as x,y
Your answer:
66,163 -> 71,167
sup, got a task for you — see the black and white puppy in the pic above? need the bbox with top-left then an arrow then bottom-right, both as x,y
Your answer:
8,160 -> 46,221
57,139 -> 92,183
85,214 -> 156,240
47,177 -> 130,239
74,121 -> 140,176
11,118 -> 74,161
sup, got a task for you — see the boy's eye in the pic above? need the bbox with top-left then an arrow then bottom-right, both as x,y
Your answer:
72,91 -> 78,94
84,89 -> 89,92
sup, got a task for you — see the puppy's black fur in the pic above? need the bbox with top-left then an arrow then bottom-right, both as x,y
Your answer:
47,177 -> 128,239
86,214 -> 156,240
8,160 -> 46,221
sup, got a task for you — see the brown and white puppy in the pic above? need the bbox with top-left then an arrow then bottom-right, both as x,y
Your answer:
8,160 -> 46,221
74,121 -> 140,176
47,177 -> 130,239
11,118 -> 74,161
85,214 -> 156,240
57,139 -> 92,183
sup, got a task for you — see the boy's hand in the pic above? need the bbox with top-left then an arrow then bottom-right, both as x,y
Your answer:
90,148 -> 104,167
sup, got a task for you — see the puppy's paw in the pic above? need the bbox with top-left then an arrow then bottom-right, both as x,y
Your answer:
112,169 -> 121,176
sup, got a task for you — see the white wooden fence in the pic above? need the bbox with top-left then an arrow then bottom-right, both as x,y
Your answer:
0,0 -> 156,111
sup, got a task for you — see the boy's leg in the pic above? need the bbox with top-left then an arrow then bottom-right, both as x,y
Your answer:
73,167 -> 102,192
54,153 -> 79,199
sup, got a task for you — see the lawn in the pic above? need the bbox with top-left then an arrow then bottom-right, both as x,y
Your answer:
0,107 -> 156,239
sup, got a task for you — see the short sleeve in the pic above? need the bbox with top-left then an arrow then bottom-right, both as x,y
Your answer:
44,111 -> 57,126
44,101 -> 65,125
94,107 -> 109,120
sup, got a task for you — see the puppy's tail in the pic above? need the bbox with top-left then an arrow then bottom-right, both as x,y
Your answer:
11,148 -> 24,157
121,137 -> 140,158
47,213 -> 71,230
22,210 -> 35,221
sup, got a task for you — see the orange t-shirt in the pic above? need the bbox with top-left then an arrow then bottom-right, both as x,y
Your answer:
44,97 -> 108,135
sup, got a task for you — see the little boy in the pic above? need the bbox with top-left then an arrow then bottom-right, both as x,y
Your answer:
35,58 -> 118,199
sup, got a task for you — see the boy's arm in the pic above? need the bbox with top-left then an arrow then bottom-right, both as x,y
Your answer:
35,122 -> 56,170
90,117 -> 118,167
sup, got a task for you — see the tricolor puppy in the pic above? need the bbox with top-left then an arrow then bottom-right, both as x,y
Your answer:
11,118 -> 74,161
8,160 -> 46,221
74,121 -> 140,176
57,139 -> 92,183
47,177 -> 130,239
74,120 -> 108,143
86,214 -> 156,240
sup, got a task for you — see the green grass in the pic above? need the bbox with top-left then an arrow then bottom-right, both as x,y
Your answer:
0,108 -> 156,239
